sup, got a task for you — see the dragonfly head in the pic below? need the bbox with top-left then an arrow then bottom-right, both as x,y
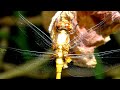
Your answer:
56,20 -> 73,33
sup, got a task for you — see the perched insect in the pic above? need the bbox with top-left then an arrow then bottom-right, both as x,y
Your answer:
1,11 -> 120,79
48,11 -> 120,79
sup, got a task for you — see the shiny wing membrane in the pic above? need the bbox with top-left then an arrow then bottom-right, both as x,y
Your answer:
17,12 -> 53,50
67,48 -> 120,77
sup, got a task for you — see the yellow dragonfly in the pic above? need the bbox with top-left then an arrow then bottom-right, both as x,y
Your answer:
1,11 -> 120,79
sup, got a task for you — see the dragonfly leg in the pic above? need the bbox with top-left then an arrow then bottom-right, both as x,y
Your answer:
63,56 -> 72,69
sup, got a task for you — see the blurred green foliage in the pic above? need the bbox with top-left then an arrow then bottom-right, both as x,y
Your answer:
94,49 -> 105,79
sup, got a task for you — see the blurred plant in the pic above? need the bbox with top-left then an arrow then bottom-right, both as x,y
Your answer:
0,26 -> 9,69
94,49 -> 105,79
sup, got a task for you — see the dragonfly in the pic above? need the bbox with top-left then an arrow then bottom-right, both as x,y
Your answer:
1,11 -> 120,79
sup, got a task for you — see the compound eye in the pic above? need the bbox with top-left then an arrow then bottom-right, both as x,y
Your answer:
56,22 -> 62,29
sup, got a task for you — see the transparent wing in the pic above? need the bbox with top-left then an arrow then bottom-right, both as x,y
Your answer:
17,11 -> 52,50
0,46 -> 56,77
66,48 -> 120,77
0,46 -> 54,61
6,46 -> 54,57
69,48 -> 120,59
0,11 -> 55,78
69,11 -> 118,49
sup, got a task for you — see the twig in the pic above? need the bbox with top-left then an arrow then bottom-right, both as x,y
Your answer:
3,63 -> 54,79
0,16 -> 42,26
0,11 -> 56,33
0,52 -> 51,79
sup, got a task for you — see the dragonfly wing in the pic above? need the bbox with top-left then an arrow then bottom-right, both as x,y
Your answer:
0,46 -> 53,58
69,11 -> 120,50
65,63 -> 120,77
17,12 -> 52,50
67,49 -> 120,77
0,46 -> 56,75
